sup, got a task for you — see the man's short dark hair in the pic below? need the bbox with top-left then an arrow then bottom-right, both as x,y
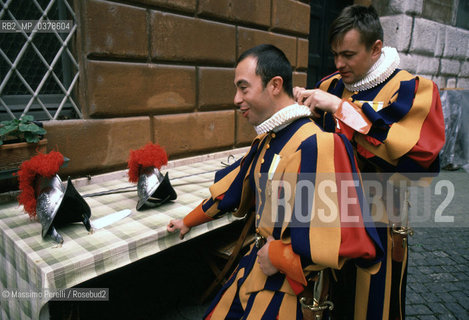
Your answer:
329,5 -> 383,50
236,44 -> 293,98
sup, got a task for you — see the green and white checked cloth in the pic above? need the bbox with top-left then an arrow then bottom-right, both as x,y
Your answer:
0,149 -> 248,320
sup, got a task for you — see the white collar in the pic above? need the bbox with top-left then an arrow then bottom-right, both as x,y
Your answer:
254,103 -> 311,135
344,46 -> 400,92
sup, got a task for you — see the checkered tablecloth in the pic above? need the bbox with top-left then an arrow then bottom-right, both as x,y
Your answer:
0,149 -> 248,320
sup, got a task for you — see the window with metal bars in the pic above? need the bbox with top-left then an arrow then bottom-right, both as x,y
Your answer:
0,0 -> 81,121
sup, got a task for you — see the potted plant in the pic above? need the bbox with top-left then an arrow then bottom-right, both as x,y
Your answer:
0,115 -> 48,172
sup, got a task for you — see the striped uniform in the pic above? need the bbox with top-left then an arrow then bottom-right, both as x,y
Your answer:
316,69 -> 446,319
183,117 -> 384,319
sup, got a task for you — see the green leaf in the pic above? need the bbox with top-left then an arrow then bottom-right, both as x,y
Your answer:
0,123 -> 18,136
20,115 -> 34,123
24,132 -> 40,143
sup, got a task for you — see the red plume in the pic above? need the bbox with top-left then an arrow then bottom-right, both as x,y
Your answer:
127,143 -> 168,183
17,151 -> 64,217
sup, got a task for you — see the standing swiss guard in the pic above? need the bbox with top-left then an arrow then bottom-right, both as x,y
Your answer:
294,5 -> 445,319
168,44 -> 384,319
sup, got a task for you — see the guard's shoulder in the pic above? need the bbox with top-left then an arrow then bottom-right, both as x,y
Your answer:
316,72 -> 341,90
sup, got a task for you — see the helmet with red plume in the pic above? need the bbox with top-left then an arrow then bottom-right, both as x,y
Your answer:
127,143 -> 177,211
17,151 -> 92,244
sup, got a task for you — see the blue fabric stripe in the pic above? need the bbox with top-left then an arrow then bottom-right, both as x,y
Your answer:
365,225 -> 388,320
378,79 -> 416,124
257,118 -> 312,232
204,246 -> 260,318
290,135 -> 318,264
202,197 -> 216,212
358,78 -> 416,142
367,154 -> 440,176
214,158 -> 243,182
263,272 -> 286,292
217,141 -> 260,212
261,292 -> 285,320
242,292 -> 257,320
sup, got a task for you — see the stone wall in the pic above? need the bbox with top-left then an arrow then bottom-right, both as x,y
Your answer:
43,0 -> 310,177
377,0 -> 469,89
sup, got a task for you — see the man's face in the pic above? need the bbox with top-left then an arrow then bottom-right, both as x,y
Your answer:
331,28 -> 381,85
234,56 -> 274,126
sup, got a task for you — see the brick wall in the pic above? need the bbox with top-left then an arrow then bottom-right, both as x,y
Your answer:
44,0 -> 310,177
376,0 -> 469,89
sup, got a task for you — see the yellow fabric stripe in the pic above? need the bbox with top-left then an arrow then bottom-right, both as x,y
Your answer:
209,134 -> 266,200
382,229 -> 393,320
372,70 -> 413,102
355,74 -> 434,164
318,74 -> 341,91
210,268 -> 246,319
243,254 -> 269,294
310,132 -> 342,269
354,267 -> 371,320
245,290 -> 275,320
277,294 -> 298,320
209,165 -> 241,199
258,121 -> 320,237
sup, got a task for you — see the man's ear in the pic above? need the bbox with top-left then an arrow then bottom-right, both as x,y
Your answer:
270,76 -> 284,96
371,39 -> 383,59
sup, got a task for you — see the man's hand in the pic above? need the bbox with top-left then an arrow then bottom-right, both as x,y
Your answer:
166,219 -> 191,240
257,236 -> 279,276
293,86 -> 342,117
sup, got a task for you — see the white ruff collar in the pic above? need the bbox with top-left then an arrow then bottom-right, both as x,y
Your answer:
344,46 -> 400,92
255,103 -> 311,135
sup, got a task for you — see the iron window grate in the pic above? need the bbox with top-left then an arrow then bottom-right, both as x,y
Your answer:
0,0 -> 81,121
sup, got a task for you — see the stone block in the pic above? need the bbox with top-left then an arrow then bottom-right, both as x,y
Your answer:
198,67 -> 235,109
410,18 -> 443,55
422,0 -> 453,24
86,61 -> 196,117
233,0 -> 271,27
152,111 -> 235,156
43,117 -> 151,176
460,62 -> 469,77
293,72 -> 307,88
380,15 -> 413,51
238,27 -> 297,67
388,0 -> 423,14
446,78 -> 457,88
197,0 -> 232,21
151,11 -> 236,64
297,38 -> 309,70
197,0 -> 271,27
440,59 -> 461,76
435,26 -> 446,57
272,0 -> 310,35
416,55 -> 440,75
398,53 -> 418,74
235,111 -> 256,146
457,78 -> 469,89
83,0 -> 147,58
443,26 -> 469,59
126,0 -> 196,13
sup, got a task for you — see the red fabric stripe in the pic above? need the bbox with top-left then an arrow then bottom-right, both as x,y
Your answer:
286,277 -> 305,295
333,135 -> 376,259
406,81 -> 445,168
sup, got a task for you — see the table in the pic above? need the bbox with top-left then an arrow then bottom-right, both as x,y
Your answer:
0,148 -> 248,320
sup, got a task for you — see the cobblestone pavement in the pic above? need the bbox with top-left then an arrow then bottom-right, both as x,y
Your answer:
405,170 -> 469,319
